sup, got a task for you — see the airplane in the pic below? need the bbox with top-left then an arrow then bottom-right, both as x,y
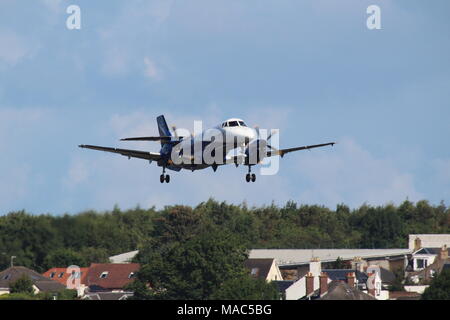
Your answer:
79,115 -> 335,183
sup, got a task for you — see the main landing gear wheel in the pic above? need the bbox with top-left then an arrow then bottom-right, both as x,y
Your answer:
160,174 -> 170,183
245,167 -> 256,183
160,167 -> 170,183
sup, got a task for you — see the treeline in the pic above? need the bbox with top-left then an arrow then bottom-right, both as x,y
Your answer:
0,199 -> 449,272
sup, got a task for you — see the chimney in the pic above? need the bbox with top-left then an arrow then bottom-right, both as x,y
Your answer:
440,245 -> 448,261
319,272 -> 328,296
309,257 -> 321,277
367,272 -> 376,297
414,237 -> 422,251
305,272 -> 314,297
346,272 -> 355,288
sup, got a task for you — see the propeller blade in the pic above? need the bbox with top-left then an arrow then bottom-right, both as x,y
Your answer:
254,125 -> 260,139
171,125 -> 179,139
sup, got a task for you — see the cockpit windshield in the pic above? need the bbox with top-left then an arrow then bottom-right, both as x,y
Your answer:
222,120 -> 247,128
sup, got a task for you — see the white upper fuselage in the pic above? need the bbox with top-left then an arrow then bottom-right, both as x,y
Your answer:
172,118 -> 257,169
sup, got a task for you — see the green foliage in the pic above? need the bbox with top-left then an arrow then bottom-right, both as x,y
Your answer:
421,269 -> 450,300
0,293 -> 37,300
9,275 -> 34,295
210,275 -> 280,300
134,228 -> 249,300
330,257 -> 347,269
44,248 -> 86,269
389,268 -> 405,291
0,198 -> 449,277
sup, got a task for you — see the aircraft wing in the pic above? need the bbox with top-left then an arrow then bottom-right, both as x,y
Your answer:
79,144 -> 162,161
267,142 -> 335,158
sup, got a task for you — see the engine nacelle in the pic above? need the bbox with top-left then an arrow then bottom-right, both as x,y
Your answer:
245,139 -> 267,165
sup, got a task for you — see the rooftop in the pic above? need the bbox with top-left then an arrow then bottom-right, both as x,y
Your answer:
249,249 -> 411,267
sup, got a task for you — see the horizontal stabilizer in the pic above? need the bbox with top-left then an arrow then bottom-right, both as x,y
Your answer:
120,136 -> 172,142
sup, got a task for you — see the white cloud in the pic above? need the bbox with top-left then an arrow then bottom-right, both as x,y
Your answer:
63,157 -> 89,187
0,30 -> 30,66
294,137 -> 422,208
143,57 -> 161,80
101,48 -> 130,76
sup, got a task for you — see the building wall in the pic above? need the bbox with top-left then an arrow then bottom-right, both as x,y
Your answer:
267,262 -> 283,281
0,289 -> 9,296
404,285 -> 429,294
408,234 -> 450,250
285,277 -> 306,300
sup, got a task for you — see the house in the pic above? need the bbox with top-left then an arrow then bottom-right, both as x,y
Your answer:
409,246 -> 450,272
250,248 -> 410,278
43,263 -> 140,299
408,234 -> 450,251
319,280 -> 376,300
43,267 -> 89,297
407,245 -> 449,285
244,258 -> 282,282
85,263 -> 140,292
0,266 -> 66,295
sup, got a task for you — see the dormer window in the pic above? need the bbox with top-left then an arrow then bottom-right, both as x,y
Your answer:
49,272 -> 56,278
3,274 -> 11,280
128,272 -> 135,279
58,272 -> 64,278
100,271 -> 109,279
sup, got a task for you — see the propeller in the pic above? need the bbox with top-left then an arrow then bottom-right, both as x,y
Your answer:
171,125 -> 179,139
252,125 -> 278,153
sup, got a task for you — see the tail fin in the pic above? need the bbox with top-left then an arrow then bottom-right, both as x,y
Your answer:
157,115 -> 172,146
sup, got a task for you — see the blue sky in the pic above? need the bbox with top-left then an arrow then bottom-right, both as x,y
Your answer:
0,0 -> 449,215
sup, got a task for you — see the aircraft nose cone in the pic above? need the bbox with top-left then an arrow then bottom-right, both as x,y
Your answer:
248,128 -> 257,141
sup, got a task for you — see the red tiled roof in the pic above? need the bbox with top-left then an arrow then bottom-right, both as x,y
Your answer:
85,263 -> 140,290
43,267 -> 89,287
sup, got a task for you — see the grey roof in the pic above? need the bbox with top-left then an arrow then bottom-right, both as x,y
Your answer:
249,249 -> 411,267
84,292 -> 133,300
322,269 -> 368,283
319,281 -> 376,300
379,267 -> 396,284
273,280 -> 294,293
244,259 -> 274,280
0,266 -> 65,292
414,247 -> 450,255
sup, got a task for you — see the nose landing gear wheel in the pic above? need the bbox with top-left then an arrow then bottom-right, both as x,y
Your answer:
160,174 -> 165,183
165,175 -> 170,183
251,173 -> 256,182
246,173 -> 251,182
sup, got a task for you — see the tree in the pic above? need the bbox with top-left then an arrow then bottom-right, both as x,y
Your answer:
210,275 -> 280,300
10,275 -> 34,295
330,257 -> 347,269
133,229 -> 248,300
44,248 -> 86,269
421,269 -> 450,300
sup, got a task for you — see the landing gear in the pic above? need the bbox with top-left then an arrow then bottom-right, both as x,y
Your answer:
160,167 -> 170,183
245,166 -> 256,183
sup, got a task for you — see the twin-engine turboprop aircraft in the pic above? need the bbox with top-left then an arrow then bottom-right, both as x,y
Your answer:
79,115 -> 335,183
